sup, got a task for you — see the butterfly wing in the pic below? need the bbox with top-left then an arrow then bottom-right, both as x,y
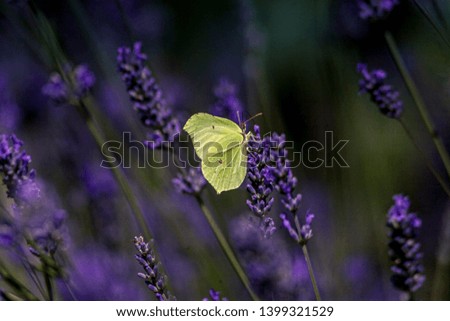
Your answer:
183,113 -> 247,194
183,113 -> 244,160
201,141 -> 248,194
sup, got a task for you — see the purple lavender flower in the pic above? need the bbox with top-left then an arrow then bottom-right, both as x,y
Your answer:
0,222 -> 14,247
280,213 -> 299,241
80,164 -> 119,245
203,289 -> 227,301
0,134 -> 67,263
245,126 -> 314,241
246,125 -> 275,236
387,194 -> 425,295
61,246 -> 149,300
230,216 -> 312,300
357,0 -> 399,20
42,73 -> 69,104
117,42 -> 180,149
42,64 -> 95,104
134,236 -> 175,301
73,64 -> 96,97
0,134 -> 38,203
0,75 -> 21,132
28,208 -> 66,257
357,63 -> 403,119
300,210 -> 314,241
210,78 -> 244,123
172,167 -> 206,195
265,132 -> 314,244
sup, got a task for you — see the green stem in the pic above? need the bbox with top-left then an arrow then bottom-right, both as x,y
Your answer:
113,0 -> 135,41
385,31 -> 450,178
431,208 -> 450,300
67,0 -> 113,78
18,257 -> 46,299
399,120 -> 450,197
294,215 -> 322,301
431,0 -> 448,32
412,0 -> 450,52
76,100 -> 153,241
194,195 -> 259,301
0,261 -> 39,300
43,264 -> 54,301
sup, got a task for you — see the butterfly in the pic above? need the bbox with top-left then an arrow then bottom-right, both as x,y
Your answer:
183,112 -> 259,194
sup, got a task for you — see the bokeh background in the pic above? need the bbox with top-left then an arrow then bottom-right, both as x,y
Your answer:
0,0 -> 449,300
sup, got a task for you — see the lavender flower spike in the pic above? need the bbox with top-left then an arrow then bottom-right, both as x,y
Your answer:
387,194 -> 425,296
357,63 -> 403,119
267,131 -> 315,244
0,134 -> 38,203
357,0 -> 399,20
210,78 -> 244,122
0,134 -> 66,259
172,167 -> 206,195
203,288 -> 227,301
134,236 -> 175,301
246,125 -> 275,237
42,64 -> 95,104
117,42 -> 180,149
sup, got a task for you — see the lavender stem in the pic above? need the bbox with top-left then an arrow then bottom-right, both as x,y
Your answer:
385,31 -> 450,178
76,100 -> 154,241
0,261 -> 39,301
194,195 -> 259,301
412,0 -> 450,52
398,120 -> 450,197
431,206 -> 450,300
113,0 -> 135,41
294,214 -> 322,301
43,264 -> 54,301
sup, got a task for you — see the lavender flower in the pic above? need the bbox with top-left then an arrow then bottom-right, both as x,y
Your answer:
172,167 -> 206,195
387,194 -> 425,295
357,0 -> 399,20
230,216 -> 312,300
265,132 -> 314,244
28,208 -> 66,257
300,210 -> 314,241
280,210 -> 314,242
42,73 -> 69,104
81,164 -> 120,245
280,213 -> 299,241
357,63 -> 403,119
210,78 -> 244,122
0,134 -> 38,203
245,126 -> 314,241
61,246 -> 148,300
73,64 -> 96,97
203,289 -> 227,301
0,134 -> 67,267
0,75 -> 21,132
246,125 -> 275,236
42,64 -> 95,104
134,236 -> 175,301
117,42 -> 180,149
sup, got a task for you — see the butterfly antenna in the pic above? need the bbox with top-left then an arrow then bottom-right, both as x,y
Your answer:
237,111 -> 242,125
243,112 -> 263,125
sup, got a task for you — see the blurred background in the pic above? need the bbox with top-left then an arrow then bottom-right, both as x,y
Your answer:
0,0 -> 449,300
